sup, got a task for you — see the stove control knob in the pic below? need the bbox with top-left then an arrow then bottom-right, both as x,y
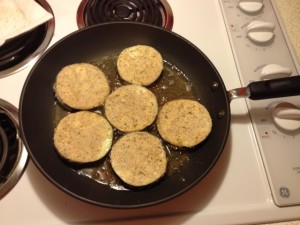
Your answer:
238,0 -> 263,14
273,102 -> 300,132
247,21 -> 275,44
260,64 -> 292,80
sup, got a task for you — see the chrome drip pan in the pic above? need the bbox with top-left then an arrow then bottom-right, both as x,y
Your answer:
0,99 -> 28,199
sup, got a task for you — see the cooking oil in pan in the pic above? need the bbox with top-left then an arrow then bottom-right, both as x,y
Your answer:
53,55 -> 200,190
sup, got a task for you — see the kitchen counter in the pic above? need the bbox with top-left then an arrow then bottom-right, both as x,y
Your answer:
264,221 -> 300,225
264,1 -> 300,225
275,0 -> 300,65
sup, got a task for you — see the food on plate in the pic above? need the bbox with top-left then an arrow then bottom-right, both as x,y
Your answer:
54,111 -> 113,163
110,132 -> 167,187
54,63 -> 110,110
117,45 -> 163,86
157,99 -> 212,147
104,85 -> 158,132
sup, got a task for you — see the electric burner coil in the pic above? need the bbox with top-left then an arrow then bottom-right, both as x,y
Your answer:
0,99 -> 28,199
77,0 -> 173,30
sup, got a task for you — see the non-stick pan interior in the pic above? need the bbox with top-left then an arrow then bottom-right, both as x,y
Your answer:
19,22 -> 230,208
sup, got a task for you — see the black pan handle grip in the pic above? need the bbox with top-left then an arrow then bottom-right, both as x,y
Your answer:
248,76 -> 300,100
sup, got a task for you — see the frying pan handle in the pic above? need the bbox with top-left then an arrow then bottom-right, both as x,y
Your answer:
248,76 -> 300,100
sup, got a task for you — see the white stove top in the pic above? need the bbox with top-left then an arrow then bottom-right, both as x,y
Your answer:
0,1 -> 300,224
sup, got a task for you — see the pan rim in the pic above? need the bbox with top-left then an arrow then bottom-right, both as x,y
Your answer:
19,21 -> 231,209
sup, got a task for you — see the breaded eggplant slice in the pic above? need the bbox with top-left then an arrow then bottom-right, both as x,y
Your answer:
54,111 -> 113,163
117,45 -> 163,86
54,63 -> 110,110
110,132 -> 167,187
104,85 -> 158,132
157,99 -> 212,147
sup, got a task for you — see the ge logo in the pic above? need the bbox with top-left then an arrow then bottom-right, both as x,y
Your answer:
279,187 -> 290,198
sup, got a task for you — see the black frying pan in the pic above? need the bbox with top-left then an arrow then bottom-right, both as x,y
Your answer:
19,22 -> 300,208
